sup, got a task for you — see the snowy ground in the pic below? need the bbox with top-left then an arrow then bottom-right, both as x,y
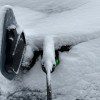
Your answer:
0,0 -> 100,100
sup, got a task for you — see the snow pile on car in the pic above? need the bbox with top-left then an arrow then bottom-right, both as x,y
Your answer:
0,0 -> 89,13
0,0 -> 100,100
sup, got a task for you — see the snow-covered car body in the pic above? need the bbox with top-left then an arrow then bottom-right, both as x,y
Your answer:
0,0 -> 100,100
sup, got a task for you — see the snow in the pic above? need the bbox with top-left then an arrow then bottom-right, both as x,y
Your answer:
0,0 -> 100,100
22,45 -> 34,67
0,0 -> 89,13
7,24 -> 16,30
9,0 -> 100,49
22,37 -> 100,100
42,36 -> 56,87
42,36 -> 55,73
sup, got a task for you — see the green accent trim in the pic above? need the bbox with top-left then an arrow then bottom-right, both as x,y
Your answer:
56,58 -> 59,65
